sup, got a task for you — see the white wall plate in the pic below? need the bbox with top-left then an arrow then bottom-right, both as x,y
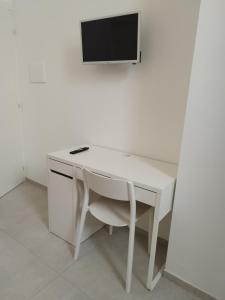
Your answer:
29,62 -> 47,83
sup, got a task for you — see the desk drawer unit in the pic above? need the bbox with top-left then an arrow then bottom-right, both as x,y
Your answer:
48,162 -> 74,244
48,159 -> 103,245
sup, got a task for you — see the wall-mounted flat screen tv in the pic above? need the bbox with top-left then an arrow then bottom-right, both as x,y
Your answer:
80,12 -> 140,64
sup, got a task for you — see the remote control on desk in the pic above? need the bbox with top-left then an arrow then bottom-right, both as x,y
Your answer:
69,147 -> 89,155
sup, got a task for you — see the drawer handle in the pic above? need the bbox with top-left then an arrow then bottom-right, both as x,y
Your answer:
50,169 -> 73,180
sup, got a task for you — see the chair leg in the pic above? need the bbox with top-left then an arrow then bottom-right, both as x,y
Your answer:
148,209 -> 154,254
126,223 -> 135,293
109,225 -> 113,235
147,206 -> 159,290
74,203 -> 88,261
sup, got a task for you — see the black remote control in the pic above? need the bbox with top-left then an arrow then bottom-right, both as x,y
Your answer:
70,147 -> 89,155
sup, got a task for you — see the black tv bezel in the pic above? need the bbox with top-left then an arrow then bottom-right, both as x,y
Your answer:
80,12 -> 141,64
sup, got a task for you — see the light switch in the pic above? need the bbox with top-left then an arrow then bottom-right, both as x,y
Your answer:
29,62 -> 47,83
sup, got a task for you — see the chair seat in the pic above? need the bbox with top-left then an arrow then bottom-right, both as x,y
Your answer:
89,197 -> 150,227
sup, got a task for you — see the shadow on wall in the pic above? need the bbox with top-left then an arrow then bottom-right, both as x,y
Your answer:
64,45 -> 132,83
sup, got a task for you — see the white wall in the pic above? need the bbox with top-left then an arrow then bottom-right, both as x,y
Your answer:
0,3 -> 24,197
15,0 -> 200,186
166,1 -> 225,299
0,0 -> 13,9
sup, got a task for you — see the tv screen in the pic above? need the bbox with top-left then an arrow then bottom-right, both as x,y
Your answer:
81,13 -> 140,63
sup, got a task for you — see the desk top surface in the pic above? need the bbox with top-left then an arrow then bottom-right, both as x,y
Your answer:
48,145 -> 177,192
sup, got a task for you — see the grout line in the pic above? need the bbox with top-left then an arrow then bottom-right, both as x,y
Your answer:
60,273 -> 96,300
0,229 -> 60,300
1,227 -> 92,300
1,228 -> 89,300
61,275 -> 96,300
0,182 -> 76,276
4,226 -> 76,275
26,274 -> 62,300
0,228 -> 58,273
0,182 -> 95,300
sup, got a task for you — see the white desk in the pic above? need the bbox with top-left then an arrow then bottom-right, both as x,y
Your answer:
47,145 -> 177,290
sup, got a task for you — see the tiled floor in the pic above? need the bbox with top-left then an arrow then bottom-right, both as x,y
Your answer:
0,181 -> 201,300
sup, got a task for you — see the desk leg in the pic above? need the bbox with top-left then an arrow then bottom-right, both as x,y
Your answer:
147,204 -> 160,290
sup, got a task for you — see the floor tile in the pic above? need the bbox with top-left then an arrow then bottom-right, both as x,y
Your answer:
0,229 -> 20,254
0,182 -> 74,273
0,234 -> 57,300
3,294 -> 28,300
0,182 -> 202,300
13,217 -> 75,272
62,234 -> 151,300
32,277 -> 92,300
26,232 -> 75,273
0,182 -> 47,236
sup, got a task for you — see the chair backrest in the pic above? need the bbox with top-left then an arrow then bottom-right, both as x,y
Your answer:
83,168 -> 135,203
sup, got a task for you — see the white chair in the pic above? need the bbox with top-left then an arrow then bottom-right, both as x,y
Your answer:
74,168 -> 149,293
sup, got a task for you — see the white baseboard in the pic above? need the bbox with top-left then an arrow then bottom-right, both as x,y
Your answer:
0,178 -> 25,199
164,270 -> 218,300
26,177 -> 47,190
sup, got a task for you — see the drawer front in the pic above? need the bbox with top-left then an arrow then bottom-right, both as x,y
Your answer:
48,159 -> 73,177
134,186 -> 156,206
